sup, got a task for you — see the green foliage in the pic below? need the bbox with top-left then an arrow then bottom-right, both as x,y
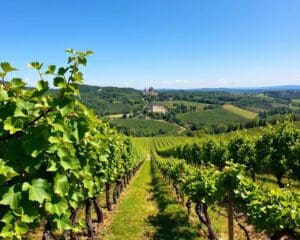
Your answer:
0,50 -> 144,239
152,136 -> 300,237
161,120 -> 300,184
79,85 -> 144,116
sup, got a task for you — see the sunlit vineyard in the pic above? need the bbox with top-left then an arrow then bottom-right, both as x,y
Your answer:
0,51 -> 299,240
0,51 -> 148,239
150,121 -> 300,240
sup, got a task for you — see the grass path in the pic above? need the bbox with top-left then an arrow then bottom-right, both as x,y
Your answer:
101,159 -> 157,240
149,160 -> 200,240
101,158 -> 199,240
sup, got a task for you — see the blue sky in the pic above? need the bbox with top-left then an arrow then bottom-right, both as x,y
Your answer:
1,0 -> 300,89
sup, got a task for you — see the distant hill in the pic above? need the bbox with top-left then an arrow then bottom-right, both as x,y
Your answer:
157,85 -> 300,93
78,85 -> 144,116
79,85 -> 141,96
79,84 -> 300,94
75,84 -> 300,136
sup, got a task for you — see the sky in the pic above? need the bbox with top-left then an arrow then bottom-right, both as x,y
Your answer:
1,0 -> 300,89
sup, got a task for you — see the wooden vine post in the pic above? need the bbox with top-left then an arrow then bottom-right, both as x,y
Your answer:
227,188 -> 234,240
105,182 -> 113,211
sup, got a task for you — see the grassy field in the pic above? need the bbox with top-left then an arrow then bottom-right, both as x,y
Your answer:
154,100 -> 209,110
222,104 -> 258,119
110,119 -> 182,136
177,108 -> 248,128
292,99 -> 300,104
243,106 -> 266,113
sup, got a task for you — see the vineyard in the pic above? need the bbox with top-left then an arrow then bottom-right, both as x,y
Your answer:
0,51 -> 299,240
152,121 -> 300,240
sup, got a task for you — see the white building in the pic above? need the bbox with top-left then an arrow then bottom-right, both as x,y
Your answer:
146,103 -> 167,114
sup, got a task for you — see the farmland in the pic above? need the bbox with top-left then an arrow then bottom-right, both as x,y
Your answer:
76,84 -> 300,136
222,104 -> 258,119
177,108 -> 248,127
1,58 -> 300,240
154,100 -> 209,110
110,118 -> 183,136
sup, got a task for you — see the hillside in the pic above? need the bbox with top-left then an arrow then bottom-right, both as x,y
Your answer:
110,119 -> 183,136
76,84 -> 300,136
222,104 -> 258,119
177,108 -> 248,129
79,85 -> 144,116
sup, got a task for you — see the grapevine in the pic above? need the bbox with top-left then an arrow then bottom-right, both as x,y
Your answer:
0,50 -> 145,239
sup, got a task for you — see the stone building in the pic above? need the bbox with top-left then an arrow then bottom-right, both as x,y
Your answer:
146,103 -> 167,114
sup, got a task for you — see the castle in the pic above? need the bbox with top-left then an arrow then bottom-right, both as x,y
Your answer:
143,86 -> 158,96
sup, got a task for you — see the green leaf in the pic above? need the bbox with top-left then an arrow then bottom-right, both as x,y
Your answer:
67,56 -> 75,64
0,186 -> 22,209
23,126 -> 50,157
2,138 -> 23,162
0,87 -> 9,101
22,179 -> 50,204
36,80 -> 49,92
14,99 -> 34,117
73,72 -> 83,83
45,197 -> 68,216
28,61 -> 43,70
70,192 -> 83,209
1,212 -> 14,224
0,224 -> 14,238
3,117 -> 23,134
85,50 -> 94,56
12,200 -> 39,224
54,174 -> 69,196
57,67 -> 68,75
78,57 -> 87,66
1,62 -> 17,73
60,156 -> 79,170
0,159 -> 18,180
53,77 -> 66,88
45,65 -> 56,74
21,209 -> 38,223
15,221 -> 29,235
47,160 -> 58,172
65,48 -> 75,54
53,215 -> 71,232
